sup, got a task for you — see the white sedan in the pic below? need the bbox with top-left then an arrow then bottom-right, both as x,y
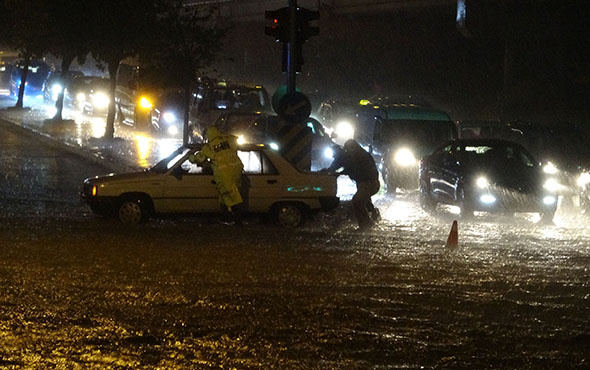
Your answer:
81,143 -> 339,227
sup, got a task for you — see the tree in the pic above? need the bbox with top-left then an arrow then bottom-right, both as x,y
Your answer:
45,0 -> 93,121
141,0 -> 227,144
2,0 -> 50,108
88,0 -> 158,140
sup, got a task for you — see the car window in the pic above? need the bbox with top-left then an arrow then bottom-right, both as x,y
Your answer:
149,148 -> 191,173
238,150 -> 278,175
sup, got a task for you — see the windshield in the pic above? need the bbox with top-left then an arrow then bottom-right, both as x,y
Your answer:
149,147 -> 191,173
380,120 -> 455,148
210,87 -> 269,111
464,144 -> 536,168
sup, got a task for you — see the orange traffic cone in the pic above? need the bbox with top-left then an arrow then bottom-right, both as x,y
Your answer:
446,220 -> 459,247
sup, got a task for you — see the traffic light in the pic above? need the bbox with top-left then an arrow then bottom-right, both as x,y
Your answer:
265,7 -> 289,43
296,7 -> 319,42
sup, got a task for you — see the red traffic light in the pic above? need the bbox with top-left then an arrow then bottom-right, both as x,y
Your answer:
265,8 -> 289,42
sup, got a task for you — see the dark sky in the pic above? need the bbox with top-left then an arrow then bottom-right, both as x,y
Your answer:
214,1 -> 590,125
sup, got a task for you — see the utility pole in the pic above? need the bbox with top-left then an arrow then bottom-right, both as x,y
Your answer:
287,0 -> 297,94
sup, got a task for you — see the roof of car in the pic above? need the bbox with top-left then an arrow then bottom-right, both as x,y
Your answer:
184,143 -> 270,151
446,138 -> 525,147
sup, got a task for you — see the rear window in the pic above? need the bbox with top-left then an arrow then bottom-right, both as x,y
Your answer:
238,151 -> 278,175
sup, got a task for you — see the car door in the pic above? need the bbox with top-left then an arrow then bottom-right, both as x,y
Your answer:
437,144 -> 463,202
160,157 -> 220,213
238,149 -> 282,212
428,144 -> 457,202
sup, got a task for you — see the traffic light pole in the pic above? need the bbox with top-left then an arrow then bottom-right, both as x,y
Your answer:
287,0 -> 298,95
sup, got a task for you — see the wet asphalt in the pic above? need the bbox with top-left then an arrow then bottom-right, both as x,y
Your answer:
0,110 -> 589,368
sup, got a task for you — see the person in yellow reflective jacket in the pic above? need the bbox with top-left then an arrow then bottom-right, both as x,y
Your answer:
189,126 -> 244,216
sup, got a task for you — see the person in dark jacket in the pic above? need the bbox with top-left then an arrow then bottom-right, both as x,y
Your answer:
325,140 -> 381,229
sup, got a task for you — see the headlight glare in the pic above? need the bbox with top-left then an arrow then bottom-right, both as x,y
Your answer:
543,178 -> 561,192
577,172 -> 590,187
324,147 -> 334,159
52,84 -> 63,95
394,148 -> 416,167
335,121 -> 355,140
163,112 -> 176,123
476,176 -> 489,189
543,162 -> 559,175
92,92 -> 109,108
139,96 -> 152,109
480,194 -> 496,204
167,125 -> 178,135
543,195 -> 557,205
76,92 -> 86,103
237,135 -> 247,145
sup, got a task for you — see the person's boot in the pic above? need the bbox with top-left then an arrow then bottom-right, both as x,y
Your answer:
371,208 -> 381,222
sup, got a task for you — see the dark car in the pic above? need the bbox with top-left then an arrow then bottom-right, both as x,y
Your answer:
10,60 -> 50,98
212,112 -> 336,171
459,120 -> 590,214
419,139 -> 558,222
77,76 -> 111,114
372,104 -> 457,193
42,70 -> 84,104
147,89 -> 188,138
188,81 -> 272,141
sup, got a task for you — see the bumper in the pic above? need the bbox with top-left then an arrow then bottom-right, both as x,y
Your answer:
469,189 -> 557,214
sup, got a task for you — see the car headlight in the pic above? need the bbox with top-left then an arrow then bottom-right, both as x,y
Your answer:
543,195 -> 557,205
543,178 -> 561,192
578,172 -> 590,187
335,121 -> 355,140
324,147 -> 334,159
92,92 -> 109,108
163,112 -> 176,123
51,84 -> 63,95
393,148 -> 416,167
139,96 -> 152,109
479,194 -> 496,204
237,135 -> 247,145
543,161 -> 559,175
51,84 -> 63,100
269,142 -> 279,150
76,92 -> 86,103
167,125 -> 178,136
476,176 -> 489,189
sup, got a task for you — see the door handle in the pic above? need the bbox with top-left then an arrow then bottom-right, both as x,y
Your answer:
267,179 -> 277,184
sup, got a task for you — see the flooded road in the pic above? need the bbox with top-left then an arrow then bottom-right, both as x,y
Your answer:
0,117 -> 589,368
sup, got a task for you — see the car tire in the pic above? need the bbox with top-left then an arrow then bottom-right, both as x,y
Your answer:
457,186 -> 473,219
273,203 -> 306,228
118,197 -> 150,225
419,179 -> 436,212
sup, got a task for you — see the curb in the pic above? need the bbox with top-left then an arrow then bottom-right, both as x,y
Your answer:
0,115 -> 139,174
